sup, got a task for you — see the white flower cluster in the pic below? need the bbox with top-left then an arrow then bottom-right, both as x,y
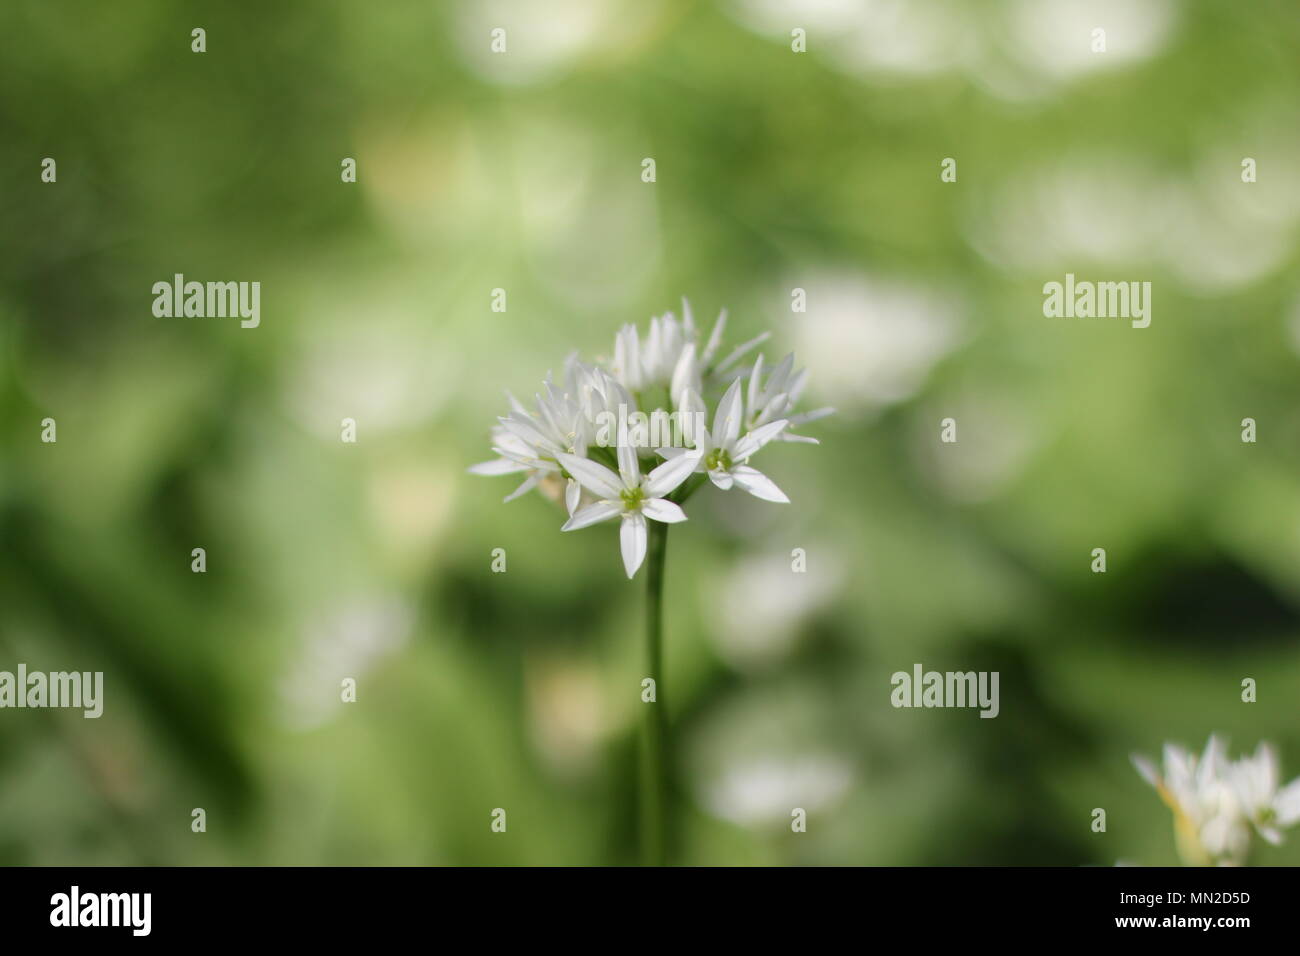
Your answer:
1132,735 -> 1300,865
471,301 -> 832,577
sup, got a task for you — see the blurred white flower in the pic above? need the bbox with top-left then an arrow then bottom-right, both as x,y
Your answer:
730,0 -> 1177,98
705,754 -> 853,827
284,303 -> 453,437
1229,742 -> 1300,846
525,653 -> 610,777
708,548 -> 841,668
730,0 -> 967,80
1004,0 -> 1176,82
1133,735 -> 1300,865
966,149 -> 1300,293
691,681 -> 854,827
789,274 -> 960,411
279,596 -> 411,730
454,0 -> 661,87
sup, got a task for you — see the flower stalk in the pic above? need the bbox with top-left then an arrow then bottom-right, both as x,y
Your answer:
468,300 -> 832,865
641,518 -> 669,866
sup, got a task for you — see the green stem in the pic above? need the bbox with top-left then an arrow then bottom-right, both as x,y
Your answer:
641,519 -> 669,866
668,472 -> 708,506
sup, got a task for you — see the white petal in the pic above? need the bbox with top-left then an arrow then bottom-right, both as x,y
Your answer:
565,477 -> 581,517
678,385 -> 706,416
1274,777 -> 1300,825
505,390 -> 529,415
1200,735 -> 1228,786
713,379 -> 743,445
645,318 -> 662,376
641,498 -> 687,523
766,352 -> 795,399
606,377 -> 635,414
785,366 -> 808,404
1199,813 -> 1244,858
493,428 -> 537,459
617,441 -> 640,490
701,308 -> 727,366
747,352 -> 765,416
468,457 -> 527,476
786,406 -> 835,427
556,452 -> 623,499
620,512 -> 648,577
708,468 -> 734,490
1163,744 -> 1195,801
677,388 -> 708,448
670,342 -> 699,405
503,473 -> 541,503
693,425 -> 715,457
1256,742 -> 1280,795
644,450 -> 702,497
732,419 -> 788,460
714,331 -> 771,374
730,464 -> 789,503
497,414 -> 551,452
753,391 -> 790,429
562,500 -> 621,530
1131,754 -> 1160,789
491,448 -> 554,471
613,324 -> 642,390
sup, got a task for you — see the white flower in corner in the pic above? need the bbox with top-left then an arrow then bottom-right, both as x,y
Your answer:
558,445 -> 702,578
660,381 -> 790,502
1229,742 -> 1300,846
1132,735 -> 1248,866
1132,734 -> 1300,866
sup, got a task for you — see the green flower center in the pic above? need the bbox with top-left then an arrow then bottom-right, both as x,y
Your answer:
620,486 -> 645,509
705,448 -> 732,472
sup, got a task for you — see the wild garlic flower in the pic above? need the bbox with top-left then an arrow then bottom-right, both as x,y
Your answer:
1228,742 -> 1300,846
742,351 -> 834,443
1132,734 -> 1300,865
658,381 -> 791,502
471,364 -> 635,515
608,301 -> 771,400
470,300 -> 831,577
559,446 -> 700,577
469,417 -> 571,513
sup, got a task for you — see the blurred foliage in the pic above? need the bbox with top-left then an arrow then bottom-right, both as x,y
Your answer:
2,0 -> 1299,865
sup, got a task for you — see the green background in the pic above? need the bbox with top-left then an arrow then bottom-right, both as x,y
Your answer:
2,0 -> 1299,865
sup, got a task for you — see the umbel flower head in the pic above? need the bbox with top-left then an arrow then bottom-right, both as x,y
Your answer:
1132,735 -> 1300,865
470,300 -> 832,577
